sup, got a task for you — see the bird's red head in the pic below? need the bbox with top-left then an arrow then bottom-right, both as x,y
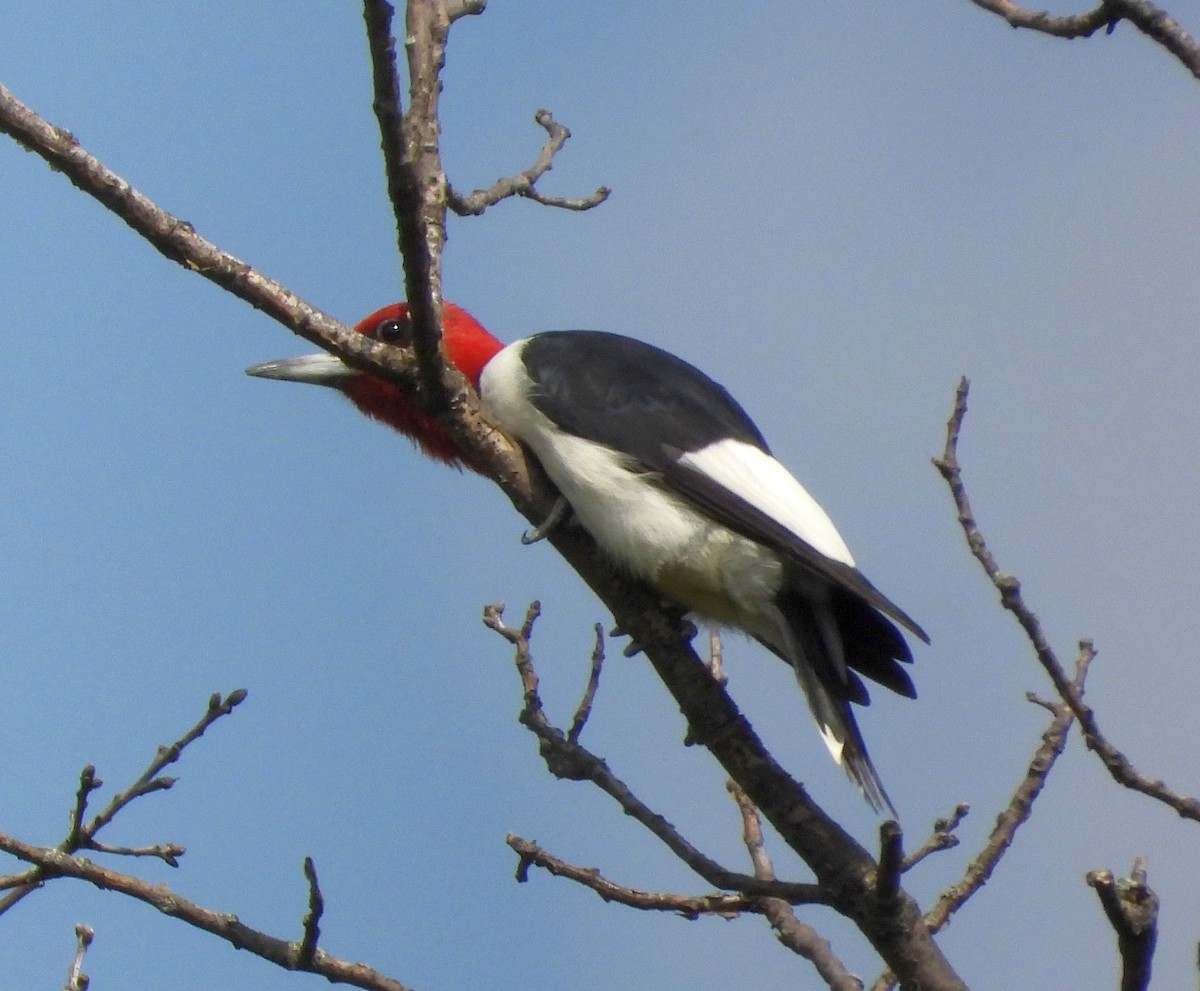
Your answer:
247,302 -> 504,471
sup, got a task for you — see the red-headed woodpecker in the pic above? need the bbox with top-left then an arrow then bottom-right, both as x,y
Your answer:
248,303 -> 928,814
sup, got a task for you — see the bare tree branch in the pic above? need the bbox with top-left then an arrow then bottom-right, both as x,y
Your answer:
902,804 -> 969,873
934,377 -> 1200,820
484,603 -> 826,905
62,924 -> 93,991
968,0 -> 1116,37
728,784 -> 861,991
449,109 -> 610,215
0,690 -> 247,918
505,834 -> 822,916
0,833 -> 410,991
0,82 -> 435,395
969,0 -> 1200,81
923,644 -> 1086,935
299,857 -> 325,968
1087,858 -> 1159,991
363,0 -> 452,408
567,623 -> 606,744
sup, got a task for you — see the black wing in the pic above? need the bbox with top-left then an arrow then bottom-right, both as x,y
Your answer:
521,330 -> 928,645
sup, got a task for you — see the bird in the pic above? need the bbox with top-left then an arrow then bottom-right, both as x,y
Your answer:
247,302 -> 927,814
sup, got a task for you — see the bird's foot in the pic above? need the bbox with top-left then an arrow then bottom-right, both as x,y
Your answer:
610,610 -> 698,658
521,495 -> 572,545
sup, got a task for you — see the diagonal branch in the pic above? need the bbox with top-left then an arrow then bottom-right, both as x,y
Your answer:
506,834 -> 827,915
967,0 -> 1117,37
0,833 -> 409,991
934,377 -> 1200,821
0,81 -> 428,393
922,649 -> 1085,935
969,0 -> 1200,81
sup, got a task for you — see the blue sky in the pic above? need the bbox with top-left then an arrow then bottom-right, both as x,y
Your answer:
2,3 -> 1199,988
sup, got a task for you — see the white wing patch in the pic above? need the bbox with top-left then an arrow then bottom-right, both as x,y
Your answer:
677,439 -> 856,567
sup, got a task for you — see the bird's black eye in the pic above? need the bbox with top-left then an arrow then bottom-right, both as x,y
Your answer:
374,317 -> 412,344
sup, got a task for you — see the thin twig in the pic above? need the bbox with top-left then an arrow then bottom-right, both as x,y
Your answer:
567,623 -> 606,744
62,923 -> 93,991
902,803 -> 969,872
0,690 -> 246,917
0,834 -> 410,991
934,377 -> 1200,820
505,834 -> 821,916
298,857 -> 324,967
86,690 -> 248,838
923,643 -> 1088,935
449,109 -> 610,216
86,841 -> 185,866
727,784 -> 860,991
484,603 -> 825,904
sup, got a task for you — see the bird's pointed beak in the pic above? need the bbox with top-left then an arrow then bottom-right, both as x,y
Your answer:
245,351 -> 357,387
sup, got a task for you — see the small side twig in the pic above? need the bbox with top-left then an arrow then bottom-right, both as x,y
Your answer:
0,690 -> 246,918
1087,858 -> 1158,991
445,0 -> 487,21
505,834 -> 820,917
727,784 -> 859,991
63,923 -> 93,991
86,690 -> 248,839
922,642 -> 1087,935
0,833 -> 410,991
298,857 -> 324,967
484,603 -> 823,903
934,377 -> 1200,821
449,109 -> 610,216
902,803 -> 969,872
875,821 -> 904,906
85,840 -> 185,866
567,623 -> 606,744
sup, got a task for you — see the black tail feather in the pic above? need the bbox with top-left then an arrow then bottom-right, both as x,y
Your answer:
771,591 -> 898,817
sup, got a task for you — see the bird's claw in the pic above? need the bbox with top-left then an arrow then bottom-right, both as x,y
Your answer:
521,495 -> 572,545
610,613 -> 698,658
